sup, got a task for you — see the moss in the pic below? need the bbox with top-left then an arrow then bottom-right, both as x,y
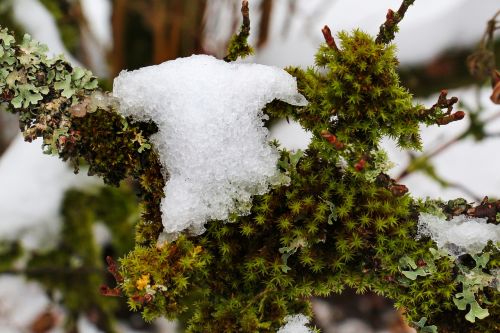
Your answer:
0,23 -> 498,332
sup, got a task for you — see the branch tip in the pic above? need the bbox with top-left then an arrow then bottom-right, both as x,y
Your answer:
375,0 -> 416,44
322,25 -> 339,51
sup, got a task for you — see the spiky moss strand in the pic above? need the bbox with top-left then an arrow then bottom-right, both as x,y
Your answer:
0,27 -> 165,243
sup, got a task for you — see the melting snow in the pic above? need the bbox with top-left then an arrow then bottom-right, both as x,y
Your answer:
113,54 -> 306,235
417,213 -> 500,256
277,314 -> 313,333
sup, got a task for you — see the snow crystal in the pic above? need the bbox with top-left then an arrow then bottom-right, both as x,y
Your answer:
113,54 -> 307,235
277,314 -> 313,333
417,213 -> 500,256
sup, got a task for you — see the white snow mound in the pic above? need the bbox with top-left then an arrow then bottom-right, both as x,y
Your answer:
417,213 -> 500,256
277,314 -> 313,333
113,55 -> 307,235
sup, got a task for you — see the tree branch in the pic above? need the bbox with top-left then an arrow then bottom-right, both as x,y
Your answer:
375,0 -> 416,44
224,0 -> 253,62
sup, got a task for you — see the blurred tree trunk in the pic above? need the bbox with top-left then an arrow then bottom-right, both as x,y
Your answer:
110,0 -> 207,77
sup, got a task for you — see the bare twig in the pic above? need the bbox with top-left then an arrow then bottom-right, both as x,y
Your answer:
397,110 -> 500,181
375,0 -> 416,44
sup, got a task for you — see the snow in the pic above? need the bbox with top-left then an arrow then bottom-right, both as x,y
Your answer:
269,119 -> 312,152
417,213 -> 500,256
78,316 -> 104,333
277,314 -> 313,333
113,54 -> 306,235
0,135 -> 101,250
0,275 -> 52,331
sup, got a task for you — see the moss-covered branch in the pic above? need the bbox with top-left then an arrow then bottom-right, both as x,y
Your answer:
1,4 -> 499,332
224,0 -> 253,62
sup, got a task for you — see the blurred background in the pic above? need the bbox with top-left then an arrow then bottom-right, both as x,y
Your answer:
0,0 -> 499,332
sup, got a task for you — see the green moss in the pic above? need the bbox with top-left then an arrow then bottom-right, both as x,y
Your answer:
0,24 -> 498,333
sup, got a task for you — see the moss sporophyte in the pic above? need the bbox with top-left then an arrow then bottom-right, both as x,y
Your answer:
0,1 -> 499,332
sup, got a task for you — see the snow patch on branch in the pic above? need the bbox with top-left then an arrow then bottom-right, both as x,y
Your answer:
277,314 -> 313,333
113,55 -> 306,235
417,213 -> 500,256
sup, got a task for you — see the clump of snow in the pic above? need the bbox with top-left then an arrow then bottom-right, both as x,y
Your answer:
277,314 -> 313,333
417,213 -> 500,256
113,54 -> 306,235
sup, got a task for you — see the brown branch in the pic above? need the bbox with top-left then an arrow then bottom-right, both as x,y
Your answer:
321,25 -> 339,52
419,89 -> 465,125
397,110 -> 500,181
110,0 -> 127,77
224,1 -> 253,62
375,0 -> 416,44
105,256 -> 124,284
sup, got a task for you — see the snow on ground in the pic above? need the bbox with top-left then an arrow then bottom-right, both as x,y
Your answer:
277,314 -> 313,333
0,275 -> 61,333
0,135 -> 101,250
255,0 -> 499,67
80,0 -> 113,77
113,54 -> 306,236
418,213 -> 500,256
